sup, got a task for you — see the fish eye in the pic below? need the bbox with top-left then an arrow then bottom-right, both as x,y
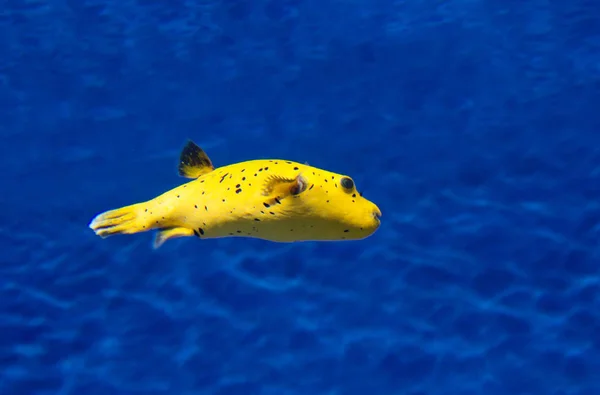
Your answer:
340,177 -> 354,190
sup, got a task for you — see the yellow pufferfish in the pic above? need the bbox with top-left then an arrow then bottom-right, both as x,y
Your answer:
88,140 -> 382,248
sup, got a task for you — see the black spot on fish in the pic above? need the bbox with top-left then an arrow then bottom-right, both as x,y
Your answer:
229,232 -> 234,235
145,209 -> 148,212
265,167 -> 269,170
324,179 -> 328,182
286,161 -> 292,164
260,211 -> 265,214
220,173 -> 228,183
352,200 -> 355,202
344,229 -> 349,233
236,184 -> 241,188
242,177 -> 246,181
335,184 -> 338,188
205,205 -> 208,211
177,195 -> 180,198
195,205 -> 198,209
202,191 -> 205,195
263,202 -> 270,208
199,228 -> 205,235
183,185 -> 187,188
222,199 -> 226,202
327,200 -> 330,203
275,161 -> 278,164
352,193 -> 356,198
242,169 -> 245,172
270,211 -> 275,215
201,180 -> 205,183
259,168 -> 263,171
193,229 -> 199,236
309,184 -> 314,190
254,218 -> 260,221
275,198 -> 281,204
236,188 -> 242,194
294,166 -> 298,170
254,173 -> 257,176
237,230 -> 242,233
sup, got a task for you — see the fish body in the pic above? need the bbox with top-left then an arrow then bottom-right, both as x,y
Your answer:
89,141 -> 381,248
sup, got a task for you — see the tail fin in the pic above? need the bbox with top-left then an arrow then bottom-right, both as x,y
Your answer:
89,202 -> 150,238
89,201 -> 196,248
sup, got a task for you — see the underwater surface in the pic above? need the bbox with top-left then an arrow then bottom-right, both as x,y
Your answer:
2,0 -> 600,394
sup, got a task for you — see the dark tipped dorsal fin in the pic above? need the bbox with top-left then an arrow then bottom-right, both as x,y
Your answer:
178,140 -> 214,178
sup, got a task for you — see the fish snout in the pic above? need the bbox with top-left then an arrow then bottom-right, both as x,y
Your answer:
373,207 -> 382,221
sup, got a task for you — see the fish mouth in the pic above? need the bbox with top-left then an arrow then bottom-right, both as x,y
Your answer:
373,208 -> 382,222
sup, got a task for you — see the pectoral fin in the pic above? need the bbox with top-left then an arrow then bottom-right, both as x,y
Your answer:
178,140 -> 214,178
261,174 -> 307,202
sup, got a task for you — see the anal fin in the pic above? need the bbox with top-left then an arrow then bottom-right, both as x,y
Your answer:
178,140 -> 214,178
153,227 -> 195,249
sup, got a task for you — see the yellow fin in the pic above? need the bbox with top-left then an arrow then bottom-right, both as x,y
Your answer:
89,202 -> 146,238
178,140 -> 214,178
261,173 -> 308,201
153,227 -> 195,249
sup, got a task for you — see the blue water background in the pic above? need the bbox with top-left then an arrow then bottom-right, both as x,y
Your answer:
2,1 -> 600,394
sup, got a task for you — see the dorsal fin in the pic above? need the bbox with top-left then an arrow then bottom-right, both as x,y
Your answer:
178,140 -> 214,178
261,173 -> 308,202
